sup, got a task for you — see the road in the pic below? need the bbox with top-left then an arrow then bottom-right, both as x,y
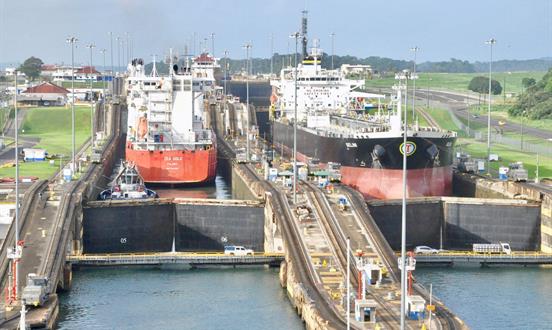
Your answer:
369,87 -> 552,141
416,89 -> 552,140
0,109 -> 39,165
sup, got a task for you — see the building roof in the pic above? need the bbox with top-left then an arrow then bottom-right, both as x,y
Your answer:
194,53 -> 214,63
23,82 -> 69,94
41,64 -> 58,71
75,66 -> 100,74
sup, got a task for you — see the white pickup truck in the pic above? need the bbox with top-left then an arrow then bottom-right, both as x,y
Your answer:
224,245 -> 254,256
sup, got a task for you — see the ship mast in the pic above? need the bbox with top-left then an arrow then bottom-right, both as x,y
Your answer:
301,10 -> 308,59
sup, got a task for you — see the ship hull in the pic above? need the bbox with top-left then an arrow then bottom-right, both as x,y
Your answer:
271,121 -> 455,199
125,143 -> 217,184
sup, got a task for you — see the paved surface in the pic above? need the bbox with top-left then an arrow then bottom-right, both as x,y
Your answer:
0,109 -> 39,165
17,183 -> 65,290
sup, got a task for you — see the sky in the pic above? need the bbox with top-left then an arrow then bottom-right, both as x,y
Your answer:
1,0 -> 551,66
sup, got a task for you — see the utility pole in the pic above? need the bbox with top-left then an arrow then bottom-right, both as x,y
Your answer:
330,32 -> 335,70
108,32 -> 114,94
243,43 -> 252,161
394,70 -> 409,330
86,43 -> 96,149
13,70 -> 20,301
485,38 -> 496,174
100,49 -> 107,133
210,33 -> 215,56
223,50 -> 229,97
410,46 -> 420,119
290,32 -> 301,204
66,36 -> 78,174
270,33 -> 274,76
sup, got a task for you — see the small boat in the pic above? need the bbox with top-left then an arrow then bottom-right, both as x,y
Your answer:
98,161 -> 157,200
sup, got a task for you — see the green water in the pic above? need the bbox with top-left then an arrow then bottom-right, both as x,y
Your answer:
415,266 -> 552,329
58,267 -> 304,330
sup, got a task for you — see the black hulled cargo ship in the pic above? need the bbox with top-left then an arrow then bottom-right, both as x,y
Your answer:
269,41 -> 456,199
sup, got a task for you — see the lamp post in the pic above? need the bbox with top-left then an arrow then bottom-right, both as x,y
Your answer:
223,50 -> 228,97
86,43 -> 96,149
108,32 -> 114,93
329,32 -> 336,70
66,36 -> 78,174
410,46 -> 420,119
210,33 -> 215,56
394,70 -> 409,330
243,43 -> 252,162
290,32 -> 301,204
485,38 -> 496,174
116,36 -> 121,73
521,110 -> 526,150
270,33 -> 274,76
13,70 -> 20,300
100,49 -> 107,133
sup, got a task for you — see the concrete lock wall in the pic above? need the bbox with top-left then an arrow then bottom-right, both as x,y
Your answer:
175,203 -> 264,251
368,199 -> 443,250
83,203 -> 174,253
83,201 -> 265,253
368,198 -> 541,251
444,201 -> 541,250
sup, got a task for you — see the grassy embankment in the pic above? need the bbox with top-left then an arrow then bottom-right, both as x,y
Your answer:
364,72 -> 552,179
0,106 -> 91,178
364,71 -> 545,95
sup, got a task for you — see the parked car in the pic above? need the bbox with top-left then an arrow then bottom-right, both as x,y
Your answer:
224,245 -> 254,256
414,246 -> 439,255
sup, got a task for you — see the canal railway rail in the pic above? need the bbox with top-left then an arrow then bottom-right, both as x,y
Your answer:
239,163 -> 349,329
301,181 -> 400,329
0,86 -> 125,328
341,185 -> 465,330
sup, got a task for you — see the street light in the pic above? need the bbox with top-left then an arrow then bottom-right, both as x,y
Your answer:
394,70 -> 409,330
13,70 -> 21,301
243,42 -> 252,162
210,33 -> 215,56
290,32 -> 301,204
223,50 -> 229,97
99,49 -> 107,133
116,36 -> 121,73
521,110 -> 526,150
108,32 -> 114,93
410,46 -> 420,119
86,43 -> 96,149
329,32 -> 336,70
485,38 -> 496,174
270,33 -> 274,76
66,36 -> 78,174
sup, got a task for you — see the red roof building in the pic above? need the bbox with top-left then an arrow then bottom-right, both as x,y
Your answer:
23,82 -> 69,94
75,66 -> 100,74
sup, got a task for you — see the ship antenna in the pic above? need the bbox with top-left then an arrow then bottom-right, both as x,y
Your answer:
151,54 -> 158,77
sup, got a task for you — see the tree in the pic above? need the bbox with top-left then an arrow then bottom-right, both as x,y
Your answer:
17,56 -> 43,81
521,77 -> 536,88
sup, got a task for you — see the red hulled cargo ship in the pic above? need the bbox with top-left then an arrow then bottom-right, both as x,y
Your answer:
125,54 -> 218,184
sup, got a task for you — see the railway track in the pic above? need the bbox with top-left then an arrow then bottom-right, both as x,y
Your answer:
239,163 -> 347,329
342,186 -> 464,330
302,181 -> 401,329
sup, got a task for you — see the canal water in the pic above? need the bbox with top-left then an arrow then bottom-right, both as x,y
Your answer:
58,164 -> 303,329
57,267 -> 303,330
415,266 -> 552,329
